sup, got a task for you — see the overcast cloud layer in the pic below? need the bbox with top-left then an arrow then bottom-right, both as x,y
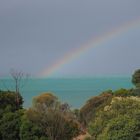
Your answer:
0,0 -> 140,77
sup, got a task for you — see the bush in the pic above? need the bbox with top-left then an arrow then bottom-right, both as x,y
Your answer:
132,69 -> 140,87
113,88 -> 132,97
131,88 -> 140,96
0,110 -> 23,140
20,115 -> 47,140
98,116 -> 139,140
88,98 -> 140,140
80,93 -> 112,125
0,90 -> 23,112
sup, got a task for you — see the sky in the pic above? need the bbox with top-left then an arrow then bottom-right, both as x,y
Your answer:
0,0 -> 140,78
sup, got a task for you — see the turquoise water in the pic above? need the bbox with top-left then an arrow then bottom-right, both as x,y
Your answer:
0,77 -> 133,108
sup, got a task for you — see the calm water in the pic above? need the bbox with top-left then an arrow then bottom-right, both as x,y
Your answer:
0,77 -> 133,108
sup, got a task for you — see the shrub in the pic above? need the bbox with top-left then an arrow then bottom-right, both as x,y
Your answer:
80,93 -> 112,125
132,69 -> 140,87
88,98 -> 140,140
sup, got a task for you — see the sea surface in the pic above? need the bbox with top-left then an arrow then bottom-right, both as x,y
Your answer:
0,77 -> 133,108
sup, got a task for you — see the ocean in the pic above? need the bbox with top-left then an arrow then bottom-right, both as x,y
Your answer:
0,77 -> 133,108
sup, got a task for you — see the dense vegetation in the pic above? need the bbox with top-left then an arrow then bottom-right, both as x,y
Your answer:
80,69 -> 140,140
0,69 -> 140,140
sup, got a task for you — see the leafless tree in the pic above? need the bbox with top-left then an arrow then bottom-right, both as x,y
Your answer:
10,69 -> 29,107
10,70 -> 28,93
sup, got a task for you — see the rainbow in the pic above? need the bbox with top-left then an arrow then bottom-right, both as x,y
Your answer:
40,18 -> 140,77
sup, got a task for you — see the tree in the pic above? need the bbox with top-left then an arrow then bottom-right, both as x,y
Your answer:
131,88 -> 140,96
10,69 -> 29,94
20,115 -> 48,140
10,69 -> 29,109
26,93 -> 80,140
132,69 -> 140,87
33,92 -> 58,109
0,90 -> 23,113
0,110 -> 23,140
0,90 -> 24,140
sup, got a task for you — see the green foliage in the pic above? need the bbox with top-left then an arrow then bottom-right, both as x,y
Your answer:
88,110 -> 113,139
113,88 -> 140,97
20,115 -> 48,140
0,91 -> 80,140
2,68 -> 140,140
26,93 -> 80,140
25,108 -> 80,140
113,88 -> 132,97
98,115 -> 139,140
33,92 -> 58,108
0,90 -> 24,140
73,109 -> 81,122
132,69 -> 140,87
131,88 -> 140,96
100,90 -> 113,95
0,110 -> 23,140
88,98 -> 140,140
80,93 -> 112,126
0,90 -> 23,112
